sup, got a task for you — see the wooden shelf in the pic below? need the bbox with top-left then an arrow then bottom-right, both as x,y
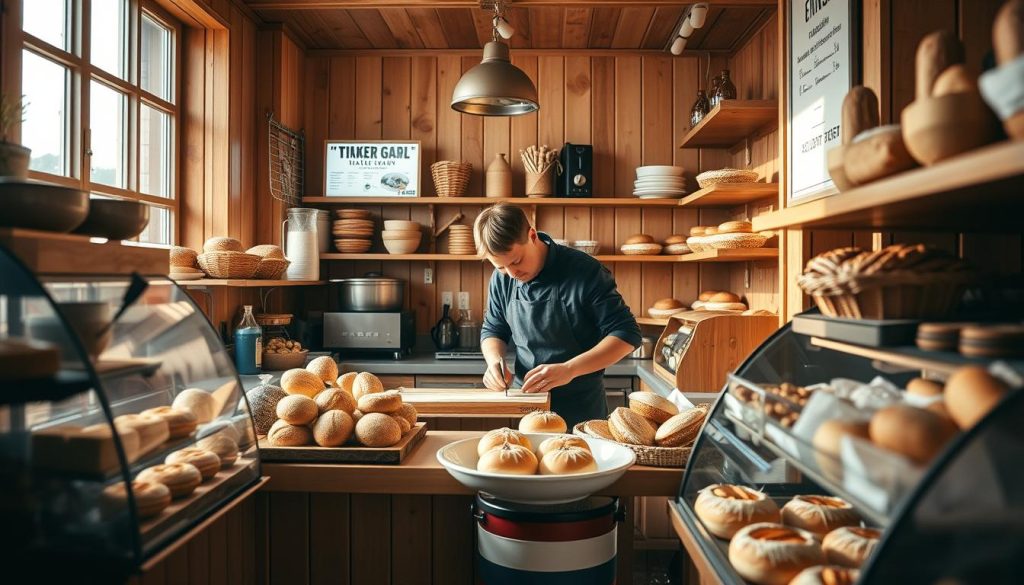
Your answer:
753,141 -> 1024,232
678,100 -> 778,148
0,228 -> 168,275
181,279 -> 327,287
303,196 -> 682,207
676,248 -> 778,262
635,317 -> 669,326
678,182 -> 778,207
809,336 -> 1024,376
320,249 -> 777,263
320,253 -> 480,261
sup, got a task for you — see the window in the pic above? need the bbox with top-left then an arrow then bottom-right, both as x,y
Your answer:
20,0 -> 180,245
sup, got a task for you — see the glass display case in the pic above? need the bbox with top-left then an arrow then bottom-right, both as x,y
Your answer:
674,313 -> 1024,584
0,247 -> 260,580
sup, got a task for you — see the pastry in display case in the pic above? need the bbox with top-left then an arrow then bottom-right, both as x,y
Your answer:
673,314 -> 1024,584
0,247 -> 261,580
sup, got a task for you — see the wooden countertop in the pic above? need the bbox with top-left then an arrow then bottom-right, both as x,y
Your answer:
261,431 -> 682,496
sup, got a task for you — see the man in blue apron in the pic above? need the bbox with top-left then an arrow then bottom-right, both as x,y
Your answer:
476,204 -> 641,428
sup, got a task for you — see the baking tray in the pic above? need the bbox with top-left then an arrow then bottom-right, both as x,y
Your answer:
257,422 -> 427,464
792,313 -> 919,347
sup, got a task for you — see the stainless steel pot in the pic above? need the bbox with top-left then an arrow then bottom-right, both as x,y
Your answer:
330,275 -> 406,312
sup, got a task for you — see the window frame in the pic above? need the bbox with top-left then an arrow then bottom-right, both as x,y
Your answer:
18,0 -> 182,245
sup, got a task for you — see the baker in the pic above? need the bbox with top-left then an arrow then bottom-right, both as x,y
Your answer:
475,204 -> 642,428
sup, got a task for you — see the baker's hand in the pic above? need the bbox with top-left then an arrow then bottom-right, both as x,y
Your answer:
483,360 -> 513,391
521,363 -> 574,394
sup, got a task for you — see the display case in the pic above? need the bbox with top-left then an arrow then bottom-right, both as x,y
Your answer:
0,247 -> 260,580
673,313 -> 1024,584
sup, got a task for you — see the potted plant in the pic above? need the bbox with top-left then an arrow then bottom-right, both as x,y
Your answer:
0,95 -> 30,178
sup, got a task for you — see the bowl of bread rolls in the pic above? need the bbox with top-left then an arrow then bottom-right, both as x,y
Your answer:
437,414 -> 636,505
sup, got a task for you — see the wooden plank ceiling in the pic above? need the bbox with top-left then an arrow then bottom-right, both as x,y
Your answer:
246,3 -> 775,52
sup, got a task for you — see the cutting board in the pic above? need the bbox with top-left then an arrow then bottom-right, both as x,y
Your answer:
258,422 -> 427,464
397,387 -> 550,415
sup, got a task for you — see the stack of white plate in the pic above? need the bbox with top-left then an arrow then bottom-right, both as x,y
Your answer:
634,166 -> 686,199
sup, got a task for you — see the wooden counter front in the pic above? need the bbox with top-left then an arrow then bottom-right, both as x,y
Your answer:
261,430 -> 682,496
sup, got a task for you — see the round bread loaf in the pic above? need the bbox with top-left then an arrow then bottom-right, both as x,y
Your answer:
789,566 -> 860,585
537,435 -> 591,457
812,418 -> 870,480
906,377 -> 944,397
698,290 -> 719,302
625,233 -> 655,245
312,410 -> 354,447
609,407 -> 656,446
705,226 -> 719,235
869,404 -> 958,464
358,389 -> 403,414
140,406 -> 197,439
306,356 -> 339,385
583,419 -> 616,440
652,298 -> 685,311
281,369 -> 325,398
244,381 -> 287,434
169,246 -> 198,268
277,394 -> 319,425
196,433 -> 239,467
944,365 -> 1009,429
315,388 -> 357,415
728,523 -> 824,585
336,372 -> 358,395
391,414 -> 412,434
628,391 -> 679,424
172,388 -> 217,424
718,220 -> 753,234
102,480 -> 171,519
355,413 -> 402,447
477,443 -> 538,475
114,414 -> 169,455
203,236 -> 243,253
478,427 -> 533,456
709,291 -> 741,303
822,526 -> 881,568
395,403 -> 418,427
137,462 -> 203,499
655,408 -> 706,447
694,484 -> 780,539
519,410 -> 567,433
267,419 -> 312,446
352,372 -> 385,400
781,495 -> 860,537
664,234 -> 688,245
246,244 -> 284,259
352,409 -> 364,422
539,446 -> 597,475
690,226 -> 708,237
165,447 -> 220,481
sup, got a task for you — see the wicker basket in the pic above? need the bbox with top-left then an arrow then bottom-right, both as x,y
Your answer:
573,423 -> 692,467
256,313 -> 293,326
571,241 -> 600,256
696,168 -> 759,189
809,271 -> 972,320
169,246 -> 198,268
431,161 -> 473,197
620,243 -> 663,256
704,233 -> 770,250
254,257 -> 290,279
203,236 -> 243,253
262,349 -> 308,371
197,251 -> 260,279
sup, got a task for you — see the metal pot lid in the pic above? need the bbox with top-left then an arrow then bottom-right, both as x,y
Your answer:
329,277 -> 405,284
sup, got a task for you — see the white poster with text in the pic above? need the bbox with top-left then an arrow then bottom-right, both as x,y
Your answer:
324,141 -> 420,197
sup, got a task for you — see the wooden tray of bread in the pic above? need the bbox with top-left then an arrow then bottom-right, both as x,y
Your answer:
397,387 -> 550,416
258,422 -> 427,464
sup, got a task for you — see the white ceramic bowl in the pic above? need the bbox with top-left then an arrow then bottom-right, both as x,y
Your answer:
437,433 -> 636,505
383,220 -> 420,231
636,165 -> 684,178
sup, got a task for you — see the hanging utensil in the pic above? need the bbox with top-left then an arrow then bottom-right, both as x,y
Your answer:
434,212 -> 465,238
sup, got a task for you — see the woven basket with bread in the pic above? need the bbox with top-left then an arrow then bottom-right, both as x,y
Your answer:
431,161 -> 473,197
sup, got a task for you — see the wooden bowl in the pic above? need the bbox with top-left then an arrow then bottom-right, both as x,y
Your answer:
901,92 -> 1000,165
383,238 -> 421,254
262,349 -> 308,371
383,220 -> 420,231
381,229 -> 421,239
72,198 -> 150,240
844,125 -> 917,185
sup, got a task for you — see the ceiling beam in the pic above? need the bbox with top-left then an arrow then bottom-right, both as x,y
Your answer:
244,1 -> 776,9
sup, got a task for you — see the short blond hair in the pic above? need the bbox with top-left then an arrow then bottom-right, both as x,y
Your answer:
474,204 -> 532,256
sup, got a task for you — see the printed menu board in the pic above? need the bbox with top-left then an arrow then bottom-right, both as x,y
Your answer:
788,0 -> 855,203
324,140 -> 421,197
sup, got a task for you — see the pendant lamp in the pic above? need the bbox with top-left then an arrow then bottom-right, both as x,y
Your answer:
451,2 -> 538,116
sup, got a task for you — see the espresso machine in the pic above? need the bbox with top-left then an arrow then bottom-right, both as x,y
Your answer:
323,276 -> 415,359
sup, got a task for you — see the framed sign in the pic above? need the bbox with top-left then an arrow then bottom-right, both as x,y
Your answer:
324,140 -> 421,197
787,0 -> 857,203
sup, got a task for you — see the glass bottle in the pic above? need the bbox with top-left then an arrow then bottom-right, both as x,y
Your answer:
234,305 -> 262,375
690,90 -> 710,128
713,69 -> 737,105
708,74 -> 723,108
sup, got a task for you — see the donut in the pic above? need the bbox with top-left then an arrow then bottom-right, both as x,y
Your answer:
165,448 -> 221,481
727,523 -> 825,585
781,495 -> 861,537
822,526 -> 882,567
695,484 -> 781,539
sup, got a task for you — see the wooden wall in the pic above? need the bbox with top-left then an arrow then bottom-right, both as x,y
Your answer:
300,44 -> 781,334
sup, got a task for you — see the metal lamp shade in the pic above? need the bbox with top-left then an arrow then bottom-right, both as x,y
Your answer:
451,41 -> 539,116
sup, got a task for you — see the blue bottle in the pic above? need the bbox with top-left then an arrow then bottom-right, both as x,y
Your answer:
234,304 -> 262,375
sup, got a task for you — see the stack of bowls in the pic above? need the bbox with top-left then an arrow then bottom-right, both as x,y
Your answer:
634,166 -> 686,199
382,220 -> 422,254
448,225 -> 476,255
333,209 -> 373,254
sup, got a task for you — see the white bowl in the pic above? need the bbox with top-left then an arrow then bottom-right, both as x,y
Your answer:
437,433 -> 636,505
636,165 -> 684,178
383,220 -> 420,231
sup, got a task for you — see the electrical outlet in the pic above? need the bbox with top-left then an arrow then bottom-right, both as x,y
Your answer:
424,267 -> 433,284
458,291 -> 470,310
441,291 -> 453,309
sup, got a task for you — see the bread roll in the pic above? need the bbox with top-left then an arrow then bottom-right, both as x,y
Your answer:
625,234 -> 655,245
276,394 -> 319,425
267,419 -> 312,446
537,435 -> 590,457
281,368 -> 325,398
477,443 -> 538,475
245,381 -> 287,434
869,404 -> 958,464
315,388 -> 357,415
539,446 -> 597,475
172,388 -> 217,424
694,484 -> 780,539
781,495 -> 860,537
354,413 -> 402,447
842,86 -> 880,145
391,414 -> 412,434
664,234 -> 688,245
698,290 -> 719,302
113,414 -> 169,456
203,236 -> 243,253
246,244 -> 285,259
822,526 -> 881,568
932,64 -> 976,95
352,409 -> 364,422
336,371 -> 358,395
728,523 -> 825,585
944,365 -> 1009,429
915,30 -> 964,99
690,226 -> 708,237
137,462 -> 202,499
709,291 -> 741,303
169,246 -> 198,268
165,447 -> 220,481
906,377 -> 944,397
478,427 -> 533,456
306,356 -> 339,385
583,419 -> 616,440
519,410 -> 567,433
718,220 -> 753,234
655,408 -> 706,447
609,407 -> 656,446
395,403 -> 418,427
789,566 -> 860,585
101,480 -> 171,519
628,391 -> 679,424
811,419 -> 870,480
312,410 -> 354,447
195,433 -> 239,467
652,298 -> 685,311
352,372 -> 384,400
357,389 -> 403,414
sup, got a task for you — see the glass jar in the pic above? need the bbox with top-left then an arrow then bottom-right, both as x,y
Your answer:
708,74 -> 723,108
712,69 -> 737,107
690,90 -> 710,128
